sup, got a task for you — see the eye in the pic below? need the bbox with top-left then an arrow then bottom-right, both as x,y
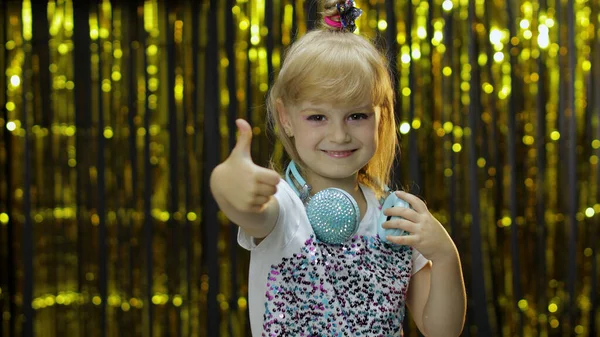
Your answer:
349,113 -> 369,120
307,115 -> 326,122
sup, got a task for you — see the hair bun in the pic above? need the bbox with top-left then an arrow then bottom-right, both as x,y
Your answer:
320,0 -> 363,33
322,0 -> 345,16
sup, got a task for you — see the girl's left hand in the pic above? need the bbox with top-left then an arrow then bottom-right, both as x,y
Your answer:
382,190 -> 456,262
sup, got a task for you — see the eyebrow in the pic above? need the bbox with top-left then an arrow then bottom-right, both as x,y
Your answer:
299,105 -> 374,114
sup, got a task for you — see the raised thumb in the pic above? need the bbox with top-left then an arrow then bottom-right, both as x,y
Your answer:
233,119 -> 252,157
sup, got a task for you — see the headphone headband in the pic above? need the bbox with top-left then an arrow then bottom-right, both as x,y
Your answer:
285,161 -> 311,203
286,160 -> 394,202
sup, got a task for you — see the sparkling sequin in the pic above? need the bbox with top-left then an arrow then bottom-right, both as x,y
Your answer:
263,235 -> 413,336
306,188 -> 360,244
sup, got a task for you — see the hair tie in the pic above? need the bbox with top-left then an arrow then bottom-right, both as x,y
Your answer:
324,0 -> 363,32
324,15 -> 343,29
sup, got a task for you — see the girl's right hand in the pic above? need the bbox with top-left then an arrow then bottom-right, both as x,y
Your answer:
211,119 -> 281,213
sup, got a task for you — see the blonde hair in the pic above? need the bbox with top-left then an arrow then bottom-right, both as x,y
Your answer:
267,0 -> 397,198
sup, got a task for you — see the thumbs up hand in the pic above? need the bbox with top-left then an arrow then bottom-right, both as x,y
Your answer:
230,118 -> 255,161
211,119 -> 281,214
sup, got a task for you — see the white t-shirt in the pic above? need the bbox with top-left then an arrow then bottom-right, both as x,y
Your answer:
238,179 -> 429,336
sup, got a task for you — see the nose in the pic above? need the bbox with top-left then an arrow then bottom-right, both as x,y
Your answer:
328,121 -> 351,143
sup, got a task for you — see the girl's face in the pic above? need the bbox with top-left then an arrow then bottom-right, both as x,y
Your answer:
281,100 -> 380,188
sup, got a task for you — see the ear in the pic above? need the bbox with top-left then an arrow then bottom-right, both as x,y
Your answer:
276,99 -> 294,137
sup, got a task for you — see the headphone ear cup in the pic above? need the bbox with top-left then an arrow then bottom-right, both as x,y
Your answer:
378,192 -> 410,244
306,188 -> 360,244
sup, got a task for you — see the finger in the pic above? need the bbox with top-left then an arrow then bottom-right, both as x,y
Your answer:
255,167 -> 281,186
394,190 -> 428,213
250,195 -> 270,206
383,206 -> 419,223
252,196 -> 275,213
386,234 -> 419,246
254,182 -> 278,197
232,119 -> 253,158
382,218 -> 418,233
249,204 -> 267,213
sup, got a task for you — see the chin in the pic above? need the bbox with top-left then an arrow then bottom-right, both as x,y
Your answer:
298,151 -> 370,177
312,163 -> 364,181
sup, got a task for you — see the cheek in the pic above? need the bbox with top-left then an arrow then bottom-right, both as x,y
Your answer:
357,121 -> 378,144
297,126 -> 321,142
293,132 -> 312,151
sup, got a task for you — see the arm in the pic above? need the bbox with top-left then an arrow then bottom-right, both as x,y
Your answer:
209,119 -> 282,238
382,191 -> 466,337
406,249 -> 466,337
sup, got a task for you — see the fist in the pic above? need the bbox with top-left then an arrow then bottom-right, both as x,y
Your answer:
381,191 -> 456,262
212,119 -> 281,213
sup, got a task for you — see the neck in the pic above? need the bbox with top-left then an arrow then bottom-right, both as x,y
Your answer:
304,172 -> 361,197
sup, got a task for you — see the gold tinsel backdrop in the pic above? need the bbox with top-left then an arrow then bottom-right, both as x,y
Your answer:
0,0 -> 599,336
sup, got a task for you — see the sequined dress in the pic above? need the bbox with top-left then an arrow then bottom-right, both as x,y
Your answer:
238,180 -> 429,336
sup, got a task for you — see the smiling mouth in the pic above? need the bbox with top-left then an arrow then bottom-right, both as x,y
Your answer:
322,150 -> 357,158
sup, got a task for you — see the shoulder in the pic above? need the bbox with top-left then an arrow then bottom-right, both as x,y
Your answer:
360,183 -> 381,205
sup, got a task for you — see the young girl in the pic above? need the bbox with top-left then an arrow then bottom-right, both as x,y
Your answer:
210,0 -> 466,335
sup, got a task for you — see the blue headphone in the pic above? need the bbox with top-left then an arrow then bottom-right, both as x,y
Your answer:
285,161 -> 409,244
